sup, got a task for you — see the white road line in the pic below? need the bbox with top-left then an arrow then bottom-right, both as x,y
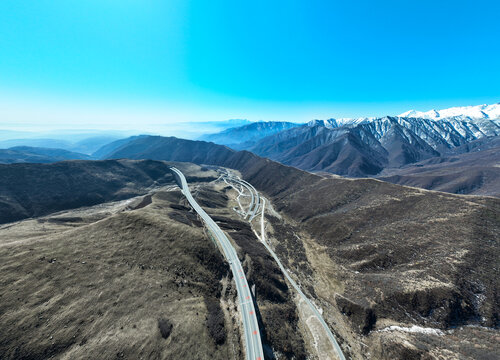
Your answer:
220,174 -> 260,221
171,167 -> 264,360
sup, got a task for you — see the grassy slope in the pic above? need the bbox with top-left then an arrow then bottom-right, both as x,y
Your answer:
0,190 -> 241,360
0,160 -> 175,224
235,155 -> 499,358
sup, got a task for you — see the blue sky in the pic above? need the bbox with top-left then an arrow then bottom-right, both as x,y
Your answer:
0,0 -> 499,131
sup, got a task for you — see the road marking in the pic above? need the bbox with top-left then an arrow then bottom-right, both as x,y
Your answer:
171,167 -> 264,360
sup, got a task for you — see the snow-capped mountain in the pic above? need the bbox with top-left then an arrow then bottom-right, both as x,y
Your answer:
248,114 -> 500,176
308,115 -> 500,145
398,103 -> 500,121
307,103 -> 500,130
307,117 -> 376,128
202,103 -> 500,175
358,116 -> 500,147
304,104 -> 500,139
199,103 -> 500,194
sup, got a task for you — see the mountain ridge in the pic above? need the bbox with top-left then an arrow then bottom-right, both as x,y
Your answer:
198,121 -> 301,150
195,104 -> 500,187
399,103 -> 500,121
246,116 -> 499,176
0,146 -> 92,164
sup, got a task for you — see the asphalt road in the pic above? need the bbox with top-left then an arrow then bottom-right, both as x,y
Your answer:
222,171 -> 260,220
222,171 -> 346,360
170,167 -> 264,360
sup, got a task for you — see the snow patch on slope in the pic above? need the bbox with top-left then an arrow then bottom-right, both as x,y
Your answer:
379,325 -> 445,336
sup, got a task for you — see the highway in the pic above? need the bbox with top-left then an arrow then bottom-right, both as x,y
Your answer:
170,167 -> 264,360
221,170 -> 260,220
222,171 -> 346,360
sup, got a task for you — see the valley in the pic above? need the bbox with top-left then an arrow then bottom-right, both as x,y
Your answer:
0,152 -> 498,359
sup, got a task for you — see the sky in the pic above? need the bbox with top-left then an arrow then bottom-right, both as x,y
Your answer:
0,0 -> 499,132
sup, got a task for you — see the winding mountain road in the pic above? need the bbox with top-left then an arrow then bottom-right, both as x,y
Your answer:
170,167 -> 264,360
221,170 -> 260,220
222,171 -> 346,360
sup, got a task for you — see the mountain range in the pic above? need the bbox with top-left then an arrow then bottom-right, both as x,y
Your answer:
248,116 -> 499,170
0,103 -> 498,196
399,103 -> 500,121
0,120 -> 251,154
197,104 -> 500,196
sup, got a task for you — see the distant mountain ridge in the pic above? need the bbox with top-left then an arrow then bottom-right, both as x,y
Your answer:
102,136 -> 236,164
0,146 -> 91,164
0,136 -> 121,155
1,103 -> 498,195
310,103 -> 500,128
194,104 -> 500,196
198,121 -> 300,149
96,133 -> 500,196
399,103 -> 500,121
247,116 -> 499,173
200,103 -> 500,152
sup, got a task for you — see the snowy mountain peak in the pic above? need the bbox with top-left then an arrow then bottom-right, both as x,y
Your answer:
398,103 -> 500,121
308,117 -> 376,129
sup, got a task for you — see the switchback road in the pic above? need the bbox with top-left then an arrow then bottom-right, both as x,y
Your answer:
170,167 -> 264,360
222,170 -> 346,360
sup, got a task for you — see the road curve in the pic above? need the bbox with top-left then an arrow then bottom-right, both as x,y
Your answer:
170,167 -> 264,360
222,171 -> 346,359
223,172 -> 260,220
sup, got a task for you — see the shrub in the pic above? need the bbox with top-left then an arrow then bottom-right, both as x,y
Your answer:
205,298 -> 226,345
158,318 -> 173,339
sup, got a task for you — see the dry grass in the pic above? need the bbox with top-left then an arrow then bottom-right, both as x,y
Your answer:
0,188 -> 239,360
